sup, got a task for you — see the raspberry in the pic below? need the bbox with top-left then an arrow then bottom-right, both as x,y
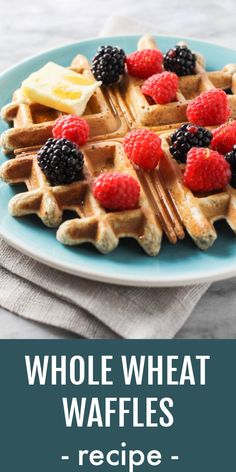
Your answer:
187,89 -> 231,126
126,49 -> 163,79
93,172 -> 140,211
164,45 -> 196,76
92,46 -> 126,85
52,115 -> 89,146
37,138 -> 84,186
211,121 -> 236,154
170,123 -> 212,163
123,129 -> 163,170
183,147 -> 231,193
141,72 -> 178,104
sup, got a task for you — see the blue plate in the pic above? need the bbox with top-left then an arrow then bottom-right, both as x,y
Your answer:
1,35 -> 236,287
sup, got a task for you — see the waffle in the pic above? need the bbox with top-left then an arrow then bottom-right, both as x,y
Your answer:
157,129 -> 236,249
1,141 -> 179,255
1,35 -> 236,255
3,131 -> 236,253
3,36 -> 236,154
0,55 -> 129,155
56,130 -> 236,252
114,35 -> 236,128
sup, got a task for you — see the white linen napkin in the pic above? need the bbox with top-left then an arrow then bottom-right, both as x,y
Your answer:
0,16 -> 210,339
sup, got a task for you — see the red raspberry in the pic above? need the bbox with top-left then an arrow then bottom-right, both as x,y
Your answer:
52,115 -> 89,146
183,147 -> 231,193
123,129 -> 163,170
93,172 -> 140,211
141,71 -> 178,104
126,49 -> 163,79
187,89 -> 231,126
211,121 -> 236,154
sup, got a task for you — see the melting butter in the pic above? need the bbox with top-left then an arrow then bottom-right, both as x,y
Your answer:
21,62 -> 101,115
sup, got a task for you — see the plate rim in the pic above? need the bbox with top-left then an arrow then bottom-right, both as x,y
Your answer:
1,34 -> 236,287
1,223 -> 236,287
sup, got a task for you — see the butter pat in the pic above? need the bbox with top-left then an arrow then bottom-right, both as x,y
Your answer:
21,62 -> 101,115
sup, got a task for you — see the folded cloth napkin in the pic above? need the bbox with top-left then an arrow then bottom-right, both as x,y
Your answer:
0,16 -> 210,339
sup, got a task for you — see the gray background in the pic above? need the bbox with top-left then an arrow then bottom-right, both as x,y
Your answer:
0,0 -> 236,338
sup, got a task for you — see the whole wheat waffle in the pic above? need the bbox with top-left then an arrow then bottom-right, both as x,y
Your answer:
114,35 -> 236,128
0,55 -> 129,155
1,35 -> 236,255
1,141 -> 175,255
57,130 -> 236,252
3,36 -> 236,153
157,129 -> 236,249
3,130 -> 236,253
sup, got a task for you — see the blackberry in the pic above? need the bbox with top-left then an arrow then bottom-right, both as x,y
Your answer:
164,45 -> 196,76
225,146 -> 236,188
170,124 -> 212,163
92,45 -> 126,85
224,88 -> 233,95
37,138 -> 84,186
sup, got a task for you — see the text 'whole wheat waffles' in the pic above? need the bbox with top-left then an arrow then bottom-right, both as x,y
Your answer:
1,35 -> 236,256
